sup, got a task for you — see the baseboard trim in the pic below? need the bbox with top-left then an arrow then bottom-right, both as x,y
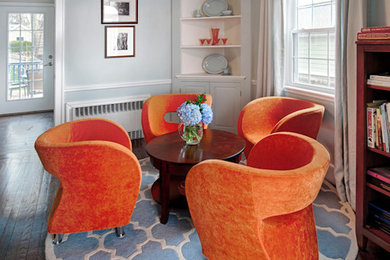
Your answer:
65,79 -> 172,93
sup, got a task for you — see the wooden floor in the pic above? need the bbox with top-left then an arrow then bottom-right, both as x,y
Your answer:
0,113 -> 146,259
1,112 -> 390,259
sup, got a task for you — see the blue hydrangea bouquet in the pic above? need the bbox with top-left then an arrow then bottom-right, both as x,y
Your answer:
177,94 -> 213,145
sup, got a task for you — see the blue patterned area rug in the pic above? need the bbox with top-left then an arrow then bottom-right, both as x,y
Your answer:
46,158 -> 358,260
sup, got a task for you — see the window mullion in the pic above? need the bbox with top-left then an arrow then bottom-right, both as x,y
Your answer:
327,31 -> 330,88
308,32 -> 311,85
18,13 -> 22,99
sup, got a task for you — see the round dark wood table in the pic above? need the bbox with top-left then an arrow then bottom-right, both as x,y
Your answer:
145,129 -> 245,224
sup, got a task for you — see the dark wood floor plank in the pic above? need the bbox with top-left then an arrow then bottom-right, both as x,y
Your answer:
11,155 -> 45,259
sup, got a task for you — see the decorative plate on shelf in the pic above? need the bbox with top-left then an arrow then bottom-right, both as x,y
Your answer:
202,0 -> 228,17
202,54 -> 228,74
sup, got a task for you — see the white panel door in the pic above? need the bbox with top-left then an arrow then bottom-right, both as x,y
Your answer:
210,82 -> 240,133
178,81 -> 209,94
0,5 -> 54,115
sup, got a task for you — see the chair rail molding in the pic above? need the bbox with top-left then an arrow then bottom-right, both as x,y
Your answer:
55,0 -> 65,125
65,79 -> 172,93
0,2 -> 54,7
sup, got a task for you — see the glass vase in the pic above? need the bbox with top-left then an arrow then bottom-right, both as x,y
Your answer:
178,122 -> 203,145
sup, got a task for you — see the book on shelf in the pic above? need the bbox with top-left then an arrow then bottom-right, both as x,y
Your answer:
358,32 -> 390,40
370,73 -> 390,82
380,104 -> 389,152
367,175 -> 390,192
369,199 -> 390,218
367,105 -> 376,148
367,169 -> 390,185
361,26 -> 390,33
370,166 -> 390,177
367,79 -> 390,87
368,199 -> 390,235
373,219 -> 390,235
366,101 -> 390,151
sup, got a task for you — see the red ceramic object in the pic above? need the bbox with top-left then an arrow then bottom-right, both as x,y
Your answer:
211,28 -> 220,45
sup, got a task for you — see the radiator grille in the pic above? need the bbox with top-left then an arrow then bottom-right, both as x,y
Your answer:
66,95 -> 150,140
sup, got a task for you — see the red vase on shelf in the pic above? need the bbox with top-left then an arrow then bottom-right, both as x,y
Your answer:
211,28 -> 220,45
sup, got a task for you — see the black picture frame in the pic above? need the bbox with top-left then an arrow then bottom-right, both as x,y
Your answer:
105,26 -> 135,58
101,0 -> 138,24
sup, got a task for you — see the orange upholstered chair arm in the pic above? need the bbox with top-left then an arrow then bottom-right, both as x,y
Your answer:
40,142 -> 141,234
237,97 -> 280,145
272,105 -> 325,139
185,159 -> 270,259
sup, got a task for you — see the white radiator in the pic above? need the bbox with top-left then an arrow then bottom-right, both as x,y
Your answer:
66,95 -> 150,140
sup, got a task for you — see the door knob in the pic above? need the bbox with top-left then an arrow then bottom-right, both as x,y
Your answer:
44,62 -> 53,66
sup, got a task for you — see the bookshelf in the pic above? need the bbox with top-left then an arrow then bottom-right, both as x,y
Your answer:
356,39 -> 390,253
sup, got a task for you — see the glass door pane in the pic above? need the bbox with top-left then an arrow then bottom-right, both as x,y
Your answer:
7,13 -> 44,100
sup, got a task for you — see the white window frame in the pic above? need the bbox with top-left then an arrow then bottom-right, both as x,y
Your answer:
285,0 -> 336,96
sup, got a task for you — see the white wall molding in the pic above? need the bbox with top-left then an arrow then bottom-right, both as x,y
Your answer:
54,0 -> 65,125
0,2 -> 54,7
283,85 -> 335,103
65,79 -> 172,93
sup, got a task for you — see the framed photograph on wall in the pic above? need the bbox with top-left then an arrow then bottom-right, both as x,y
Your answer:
101,0 -> 138,24
105,26 -> 135,58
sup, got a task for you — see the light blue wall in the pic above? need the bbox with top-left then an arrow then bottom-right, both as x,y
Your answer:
64,0 -> 172,102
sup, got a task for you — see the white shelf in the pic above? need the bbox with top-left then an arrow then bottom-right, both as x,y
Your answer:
181,45 -> 241,49
176,73 -> 246,80
180,15 -> 241,21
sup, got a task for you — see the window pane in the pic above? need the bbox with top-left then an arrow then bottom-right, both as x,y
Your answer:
310,74 -> 328,86
311,59 -> 327,76
33,14 -> 44,30
295,58 -> 309,83
33,47 -> 44,61
20,13 -> 32,30
313,0 -> 329,3
8,64 -> 20,83
329,60 -> 335,77
7,12 -> 45,101
297,34 -> 309,57
33,31 -> 44,47
329,33 -> 335,59
310,33 -> 327,59
20,48 -> 33,62
298,7 -> 312,29
298,0 -> 312,6
313,4 -> 332,28
9,31 -> 21,43
9,14 -> 20,30
20,31 -> 33,45
329,60 -> 335,87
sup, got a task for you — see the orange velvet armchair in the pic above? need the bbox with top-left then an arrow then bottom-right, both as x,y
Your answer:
35,118 -> 141,242
141,93 -> 212,144
237,96 -> 325,158
185,132 -> 330,260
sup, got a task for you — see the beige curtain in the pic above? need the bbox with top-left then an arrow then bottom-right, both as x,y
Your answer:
334,0 -> 367,210
255,0 -> 284,98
